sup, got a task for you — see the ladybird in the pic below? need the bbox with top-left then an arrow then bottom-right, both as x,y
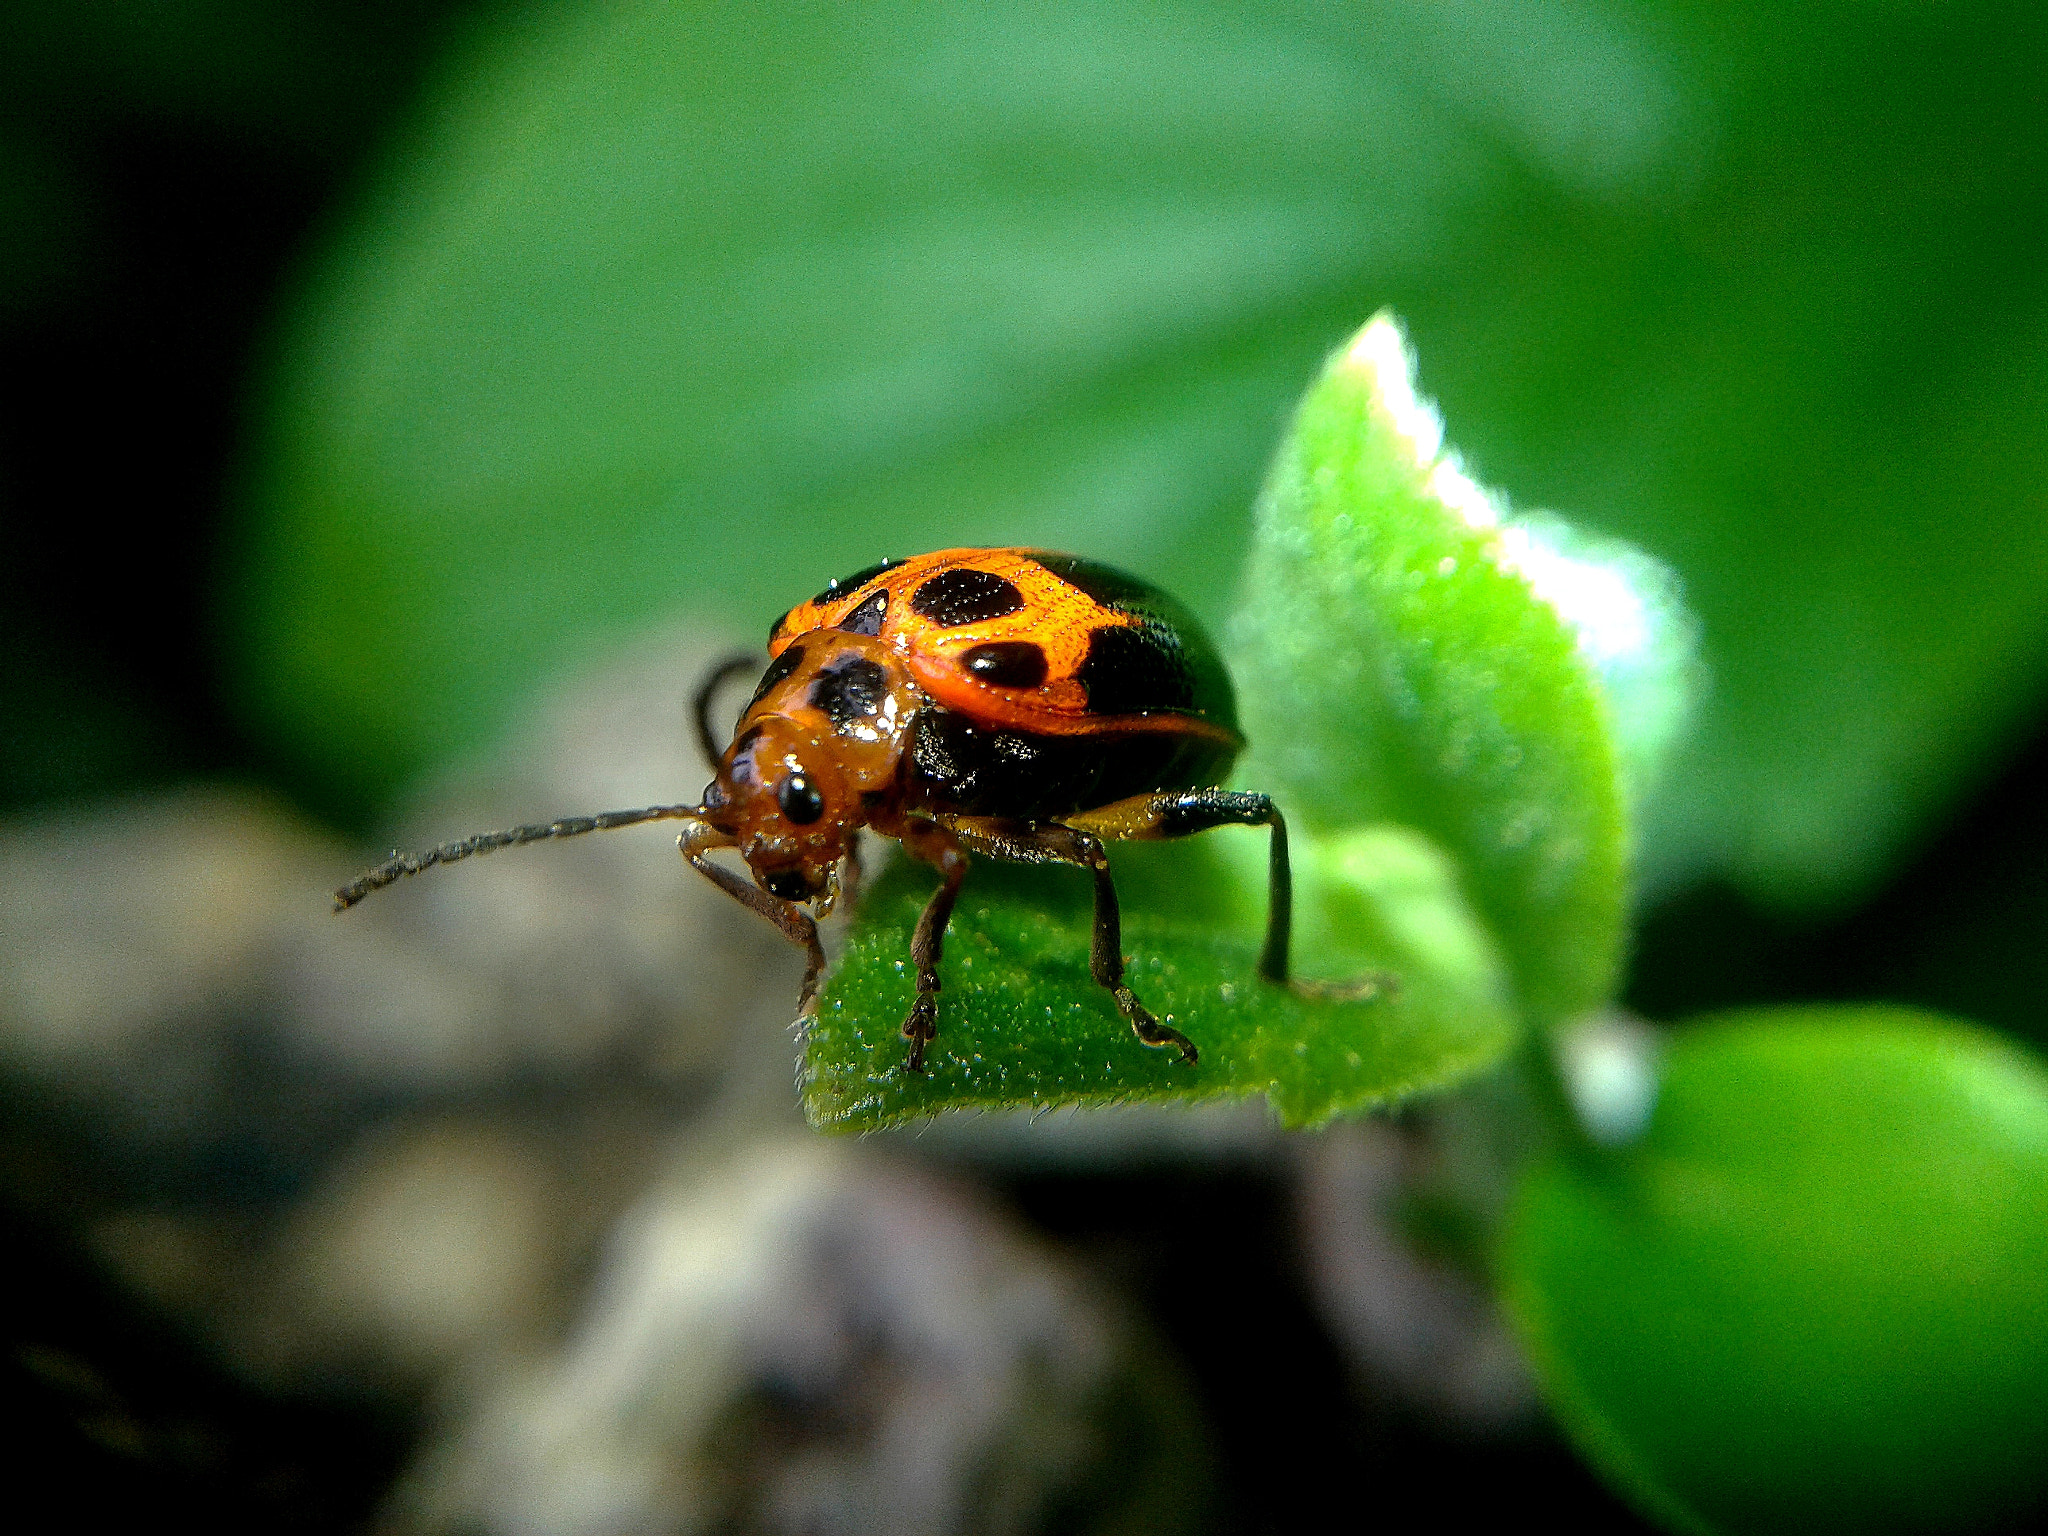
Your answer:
336,548 -> 1300,1072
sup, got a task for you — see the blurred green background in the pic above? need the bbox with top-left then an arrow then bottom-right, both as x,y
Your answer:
5,0 -> 2048,1529
16,1 -> 2048,987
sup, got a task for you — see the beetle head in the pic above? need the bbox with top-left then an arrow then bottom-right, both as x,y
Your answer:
700,713 -> 860,905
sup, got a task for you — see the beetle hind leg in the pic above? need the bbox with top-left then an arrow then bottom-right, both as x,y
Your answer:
1063,789 -> 1294,983
1061,789 -> 1399,1004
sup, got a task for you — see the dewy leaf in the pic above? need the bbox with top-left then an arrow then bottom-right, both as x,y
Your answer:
1502,1009 -> 2048,1536
1234,315 -> 1651,1027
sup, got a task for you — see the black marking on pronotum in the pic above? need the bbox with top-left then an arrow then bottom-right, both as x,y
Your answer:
750,644 -> 806,706
810,558 -> 898,609
961,640 -> 1048,689
777,773 -> 824,824
1076,623 -> 1194,714
809,655 -> 888,728
836,588 -> 888,637
911,568 -> 1025,627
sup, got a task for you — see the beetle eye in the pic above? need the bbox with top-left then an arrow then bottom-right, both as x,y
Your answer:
777,773 -> 825,825
763,869 -> 811,901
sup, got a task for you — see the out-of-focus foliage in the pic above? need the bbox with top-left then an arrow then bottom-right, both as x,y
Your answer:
0,0 -> 472,812
235,1 -> 2048,925
1503,1010 -> 2048,1535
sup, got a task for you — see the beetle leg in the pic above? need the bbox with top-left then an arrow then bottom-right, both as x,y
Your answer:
678,819 -> 829,1018
942,816 -> 1198,1065
691,652 -> 760,772
898,820 -> 969,1072
1062,789 -> 1293,982
1061,790 -> 1396,1003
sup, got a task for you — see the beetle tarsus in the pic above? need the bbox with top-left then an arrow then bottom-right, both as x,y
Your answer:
902,995 -> 938,1072
1115,987 -> 1198,1064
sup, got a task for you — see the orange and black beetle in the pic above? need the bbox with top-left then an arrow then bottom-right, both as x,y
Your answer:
337,549 -> 1295,1071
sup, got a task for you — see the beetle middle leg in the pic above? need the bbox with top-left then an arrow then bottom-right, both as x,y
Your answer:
1065,790 -> 1396,1004
945,817 -> 1199,1065
1064,789 -> 1293,982
898,819 -> 970,1072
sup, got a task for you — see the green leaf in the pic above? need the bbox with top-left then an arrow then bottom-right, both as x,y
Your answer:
1233,316 -> 1644,1027
1502,1009 -> 2048,1535
803,829 -> 1511,1132
807,316 -> 1678,1126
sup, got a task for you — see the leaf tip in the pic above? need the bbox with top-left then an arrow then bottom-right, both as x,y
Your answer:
1334,311 -> 1443,468
1320,312 -> 1504,535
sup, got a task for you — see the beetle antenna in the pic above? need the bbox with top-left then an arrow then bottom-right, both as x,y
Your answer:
333,803 -> 702,912
694,653 -> 760,771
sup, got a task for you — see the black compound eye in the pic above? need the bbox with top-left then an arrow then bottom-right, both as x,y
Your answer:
961,640 -> 1048,688
763,869 -> 811,901
777,772 -> 825,824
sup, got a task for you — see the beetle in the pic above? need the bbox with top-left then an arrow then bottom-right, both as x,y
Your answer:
336,548 -> 1305,1072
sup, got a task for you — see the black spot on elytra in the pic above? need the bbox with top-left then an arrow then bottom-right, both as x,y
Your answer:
808,655 -> 888,729
836,588 -> 888,636
1076,623 -> 1194,715
810,558 -> 898,608
911,567 -> 1025,627
749,645 -> 805,707
961,640 -> 1048,689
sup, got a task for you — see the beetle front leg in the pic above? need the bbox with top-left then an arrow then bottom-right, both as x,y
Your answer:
678,819 -> 828,1017
898,820 -> 970,1072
